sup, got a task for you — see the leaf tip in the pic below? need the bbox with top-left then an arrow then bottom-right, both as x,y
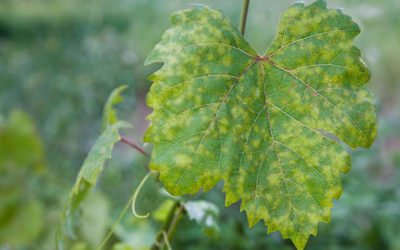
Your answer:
292,236 -> 309,250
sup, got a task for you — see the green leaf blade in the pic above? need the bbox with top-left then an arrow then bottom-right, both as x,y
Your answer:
265,0 -> 375,149
57,83 -> 131,249
102,85 -> 128,131
144,1 -> 377,249
74,121 -> 131,191
57,122 -> 130,249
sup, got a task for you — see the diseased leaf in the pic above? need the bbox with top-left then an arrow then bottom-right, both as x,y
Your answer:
102,85 -> 129,131
144,0 -> 377,249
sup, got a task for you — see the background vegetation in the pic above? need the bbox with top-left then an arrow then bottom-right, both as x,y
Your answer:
0,0 -> 399,249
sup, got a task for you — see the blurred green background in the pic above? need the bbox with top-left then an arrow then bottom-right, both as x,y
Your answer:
0,0 -> 399,249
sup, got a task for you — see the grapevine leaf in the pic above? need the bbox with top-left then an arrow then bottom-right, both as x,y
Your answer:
102,85 -> 129,131
56,121 -> 130,249
57,85 -> 131,249
73,121 -> 131,191
56,180 -> 90,250
144,0 -> 376,249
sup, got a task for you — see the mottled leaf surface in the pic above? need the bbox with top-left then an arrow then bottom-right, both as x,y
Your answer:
144,0 -> 376,249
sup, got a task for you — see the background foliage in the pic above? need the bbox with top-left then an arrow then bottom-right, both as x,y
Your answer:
0,0 -> 399,249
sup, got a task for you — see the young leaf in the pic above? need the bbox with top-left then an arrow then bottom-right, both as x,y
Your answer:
57,85 -> 131,249
56,121 -> 130,249
144,0 -> 377,249
73,121 -> 131,192
102,85 -> 128,131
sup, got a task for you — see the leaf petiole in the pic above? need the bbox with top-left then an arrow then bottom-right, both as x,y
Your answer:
239,0 -> 250,35
120,135 -> 148,156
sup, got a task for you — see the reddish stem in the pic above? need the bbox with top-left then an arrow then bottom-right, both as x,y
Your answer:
120,136 -> 148,156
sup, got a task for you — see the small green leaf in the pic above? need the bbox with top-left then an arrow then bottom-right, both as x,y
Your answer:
74,121 -> 131,191
56,180 -> 91,249
57,121 -> 131,249
58,84 -> 132,249
144,1 -> 377,249
102,85 -> 129,131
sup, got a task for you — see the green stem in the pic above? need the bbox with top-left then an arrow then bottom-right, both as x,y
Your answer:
98,171 -> 155,249
151,200 -> 184,250
239,0 -> 250,36
132,171 -> 155,218
166,203 -> 185,243
98,190 -> 136,250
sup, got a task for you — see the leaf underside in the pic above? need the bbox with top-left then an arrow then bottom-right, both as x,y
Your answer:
144,0 -> 376,249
